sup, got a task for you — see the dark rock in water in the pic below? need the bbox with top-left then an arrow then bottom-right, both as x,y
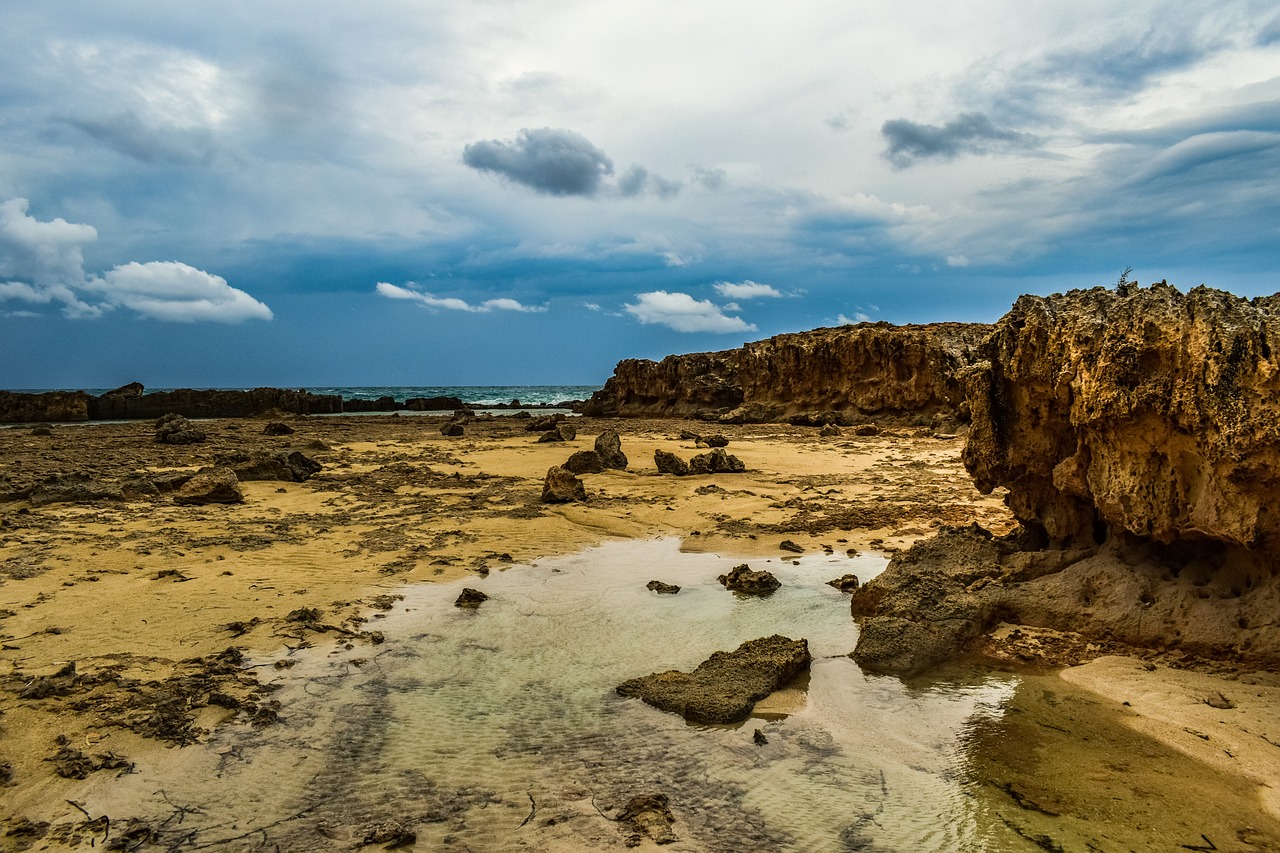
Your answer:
564,450 -> 605,474
28,474 -> 124,507
826,573 -> 860,592
718,563 -> 781,595
455,588 -> 488,608
154,413 -> 206,444
173,467 -> 245,505
646,580 -> 680,595
616,634 -> 810,724
617,794 -> 678,846
222,451 -> 321,483
263,421 -> 294,436
105,381 -> 145,397
779,539 -> 804,554
688,448 -> 745,474
440,421 -> 464,437
819,424 -> 842,437
594,429 -> 628,469
537,423 -> 577,443
541,466 -> 586,503
654,449 -> 689,476
753,728 -> 769,746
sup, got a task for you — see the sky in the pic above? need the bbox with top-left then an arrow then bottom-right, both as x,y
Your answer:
2,1 -> 1279,389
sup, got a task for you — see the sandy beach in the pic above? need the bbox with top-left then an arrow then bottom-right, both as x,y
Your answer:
2,413 -> 1279,850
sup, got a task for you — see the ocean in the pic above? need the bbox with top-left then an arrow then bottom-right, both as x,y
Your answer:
11,385 -> 600,407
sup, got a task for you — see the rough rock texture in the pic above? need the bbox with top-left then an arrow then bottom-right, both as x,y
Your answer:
537,423 -> 577,443
654,449 -> 689,476
617,794 -> 678,846
583,322 -> 990,423
563,450 -> 606,474
173,467 -> 245,505
0,390 -> 91,424
454,588 -> 489,608
541,466 -> 587,503
262,421 -> 294,436
646,580 -> 681,594
963,283 -> 1280,550
594,430 -> 628,470
154,413 -> 206,445
718,563 -> 781,595
28,474 -> 125,507
854,283 -> 1280,674
220,451 -> 322,483
440,421 -> 464,437
616,635 -> 810,724
91,387 -> 342,420
688,448 -> 746,474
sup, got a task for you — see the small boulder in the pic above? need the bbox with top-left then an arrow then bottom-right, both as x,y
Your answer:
173,467 -> 245,505
826,573 -> 861,592
537,423 -> 577,443
594,430 -> 628,470
154,413 -> 206,445
454,588 -> 489,608
718,563 -> 781,595
779,539 -> 804,554
646,580 -> 681,595
701,434 -> 729,448
852,424 -> 880,436
441,421 -> 464,437
29,426 -> 53,436
688,448 -> 745,474
225,451 -> 322,483
819,424 -> 842,437
263,421 -> 295,436
564,450 -> 605,474
654,449 -> 689,476
616,635 -> 810,723
526,414 -> 566,432
541,466 -> 587,503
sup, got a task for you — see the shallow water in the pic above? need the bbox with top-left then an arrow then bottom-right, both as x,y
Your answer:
86,539 -> 1035,851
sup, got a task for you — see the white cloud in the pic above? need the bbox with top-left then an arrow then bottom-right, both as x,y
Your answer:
0,198 -> 266,322
945,255 -> 971,267
713,280 -> 783,299
624,290 -> 756,333
91,261 -> 273,323
376,282 -> 546,313
838,312 -> 872,325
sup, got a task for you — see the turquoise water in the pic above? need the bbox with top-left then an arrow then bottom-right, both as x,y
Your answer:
10,385 -> 600,406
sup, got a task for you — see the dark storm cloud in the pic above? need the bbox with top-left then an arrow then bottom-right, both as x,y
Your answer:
881,112 -> 1039,168
68,111 -> 218,165
463,128 -> 614,196
618,165 -> 681,199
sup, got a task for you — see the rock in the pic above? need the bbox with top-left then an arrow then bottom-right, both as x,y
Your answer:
581,322 -> 989,423
440,421 -> 464,437
263,421 -> 294,435
617,794 -> 677,846
454,588 -> 488,608
819,424 -> 842,437
173,467 -> 245,505
526,414 -> 567,432
852,424 -> 880,436
701,434 -> 729,447
688,448 -> 745,474
401,395 -> 465,411
104,381 -> 145,397
717,563 -> 781,595
753,729 -> 768,746
563,450 -> 605,474
616,635 -> 810,724
154,413 -> 206,444
826,573 -> 860,592
594,429 -> 628,469
93,388 -> 342,420
646,580 -> 681,594
28,473 -> 124,507
541,466 -> 586,503
221,451 -> 321,482
29,426 -> 53,436
0,390 -> 91,423
654,449 -> 689,476
779,539 -> 804,554
537,423 -> 577,443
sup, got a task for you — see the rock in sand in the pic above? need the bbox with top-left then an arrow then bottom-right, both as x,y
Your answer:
541,466 -> 587,503
173,467 -> 245,505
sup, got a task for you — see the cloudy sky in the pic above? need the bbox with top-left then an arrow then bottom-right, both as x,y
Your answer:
2,1 -> 1279,388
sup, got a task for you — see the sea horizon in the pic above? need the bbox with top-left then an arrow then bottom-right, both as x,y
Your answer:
4,384 -> 602,407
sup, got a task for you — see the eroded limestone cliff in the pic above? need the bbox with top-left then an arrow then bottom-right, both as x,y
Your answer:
854,283 -> 1280,673
583,322 -> 991,423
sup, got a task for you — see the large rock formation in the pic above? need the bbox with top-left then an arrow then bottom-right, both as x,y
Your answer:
582,322 -> 990,423
854,283 -> 1280,673
90,387 -> 342,420
0,391 -> 91,423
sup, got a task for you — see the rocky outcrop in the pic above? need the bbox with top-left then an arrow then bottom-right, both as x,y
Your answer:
0,391 -> 91,424
563,450 -> 605,474
454,588 -> 489,608
173,468 -> 245,505
90,387 -> 342,420
654,449 -> 689,476
854,283 -> 1280,673
718,563 -> 781,595
154,413 -> 206,444
583,322 -> 990,423
616,635 -> 810,723
688,448 -> 745,474
541,466 -> 586,503
219,451 -> 321,483
594,430 -> 628,470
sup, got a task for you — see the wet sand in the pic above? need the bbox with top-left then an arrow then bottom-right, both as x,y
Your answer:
1,414 -> 1277,849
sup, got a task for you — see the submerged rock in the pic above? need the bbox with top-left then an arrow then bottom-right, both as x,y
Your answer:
617,794 -> 678,846
541,466 -> 586,503
454,588 -> 488,608
826,573 -> 860,592
717,563 -> 781,595
646,580 -> 681,595
616,635 -> 810,724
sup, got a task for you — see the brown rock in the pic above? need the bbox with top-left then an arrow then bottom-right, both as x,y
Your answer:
441,421 -> 464,437
221,451 -> 321,482
617,794 -> 677,845
541,466 -> 586,503
0,390 -> 91,424
537,423 -> 577,443
454,588 -> 488,608
826,573 -> 860,592
563,450 -> 605,474
688,448 -> 745,474
654,449 -> 689,476
594,429 -> 628,469
646,580 -> 681,594
262,421 -> 294,436
173,467 -> 245,505
717,563 -> 781,595
616,635 -> 810,723
154,413 -> 206,444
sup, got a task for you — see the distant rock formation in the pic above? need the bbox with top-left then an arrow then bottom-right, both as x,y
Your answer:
92,387 -> 343,420
582,322 -> 990,424
854,284 -> 1280,673
0,390 -> 91,423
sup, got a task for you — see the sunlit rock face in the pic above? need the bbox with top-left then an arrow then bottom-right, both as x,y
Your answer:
963,283 -> 1280,550
583,322 -> 990,424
